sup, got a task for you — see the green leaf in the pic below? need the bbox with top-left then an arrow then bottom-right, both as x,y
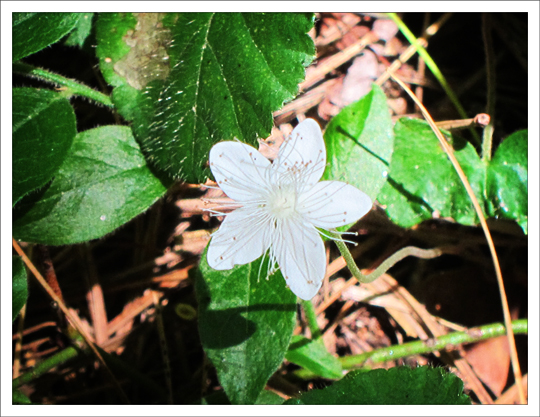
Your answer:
378,120 -> 527,233
255,390 -> 285,405
13,126 -> 168,245
286,335 -> 343,379
202,389 -> 284,405
486,130 -> 528,233
378,118 -> 486,228
12,88 -> 77,206
284,366 -> 471,405
323,84 -> 394,201
12,388 -> 32,405
65,13 -> 94,47
12,256 -> 28,322
195,247 -> 297,405
12,13 -> 81,61
95,13 -> 145,88
96,12 -> 315,183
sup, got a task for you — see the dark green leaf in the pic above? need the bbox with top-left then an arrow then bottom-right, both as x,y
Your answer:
195,248 -> 297,405
12,13 -> 81,61
13,88 -> 76,206
13,126 -> 168,245
13,256 -> 28,322
65,13 -> 94,47
323,84 -> 394,201
201,389 -> 283,405
487,130 -> 528,233
255,390 -> 285,405
286,335 -> 343,379
284,366 -> 471,405
96,12 -> 315,183
378,118 -> 485,228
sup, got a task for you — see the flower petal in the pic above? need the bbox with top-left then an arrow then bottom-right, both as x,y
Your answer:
298,181 -> 372,229
209,142 -> 271,202
273,219 -> 326,300
273,119 -> 326,188
207,207 -> 270,270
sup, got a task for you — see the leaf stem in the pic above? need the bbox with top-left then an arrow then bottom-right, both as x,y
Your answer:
13,61 -> 113,107
294,318 -> 528,378
300,299 -> 322,339
12,344 -> 169,402
330,230 -> 443,284
341,318 -> 528,370
12,346 -> 80,388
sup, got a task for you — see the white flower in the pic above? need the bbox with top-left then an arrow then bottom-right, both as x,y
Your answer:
206,119 -> 372,300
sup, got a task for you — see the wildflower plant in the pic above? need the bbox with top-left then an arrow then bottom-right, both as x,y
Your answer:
11,11 -> 527,407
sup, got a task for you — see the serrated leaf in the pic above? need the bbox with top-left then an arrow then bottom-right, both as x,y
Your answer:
13,256 -> 28,322
487,130 -> 528,233
12,13 -> 81,61
286,335 -> 343,379
195,248 -> 297,405
378,118 -> 486,228
96,12 -> 315,183
13,126 -> 168,245
323,84 -> 394,201
65,13 -> 94,47
13,88 -> 76,206
284,366 -> 471,405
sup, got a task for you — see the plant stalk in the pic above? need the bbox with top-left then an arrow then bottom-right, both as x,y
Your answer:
13,61 -> 113,107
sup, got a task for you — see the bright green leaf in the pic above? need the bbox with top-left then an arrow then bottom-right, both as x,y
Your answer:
487,130 -> 528,233
284,366 -> 471,405
12,13 -> 81,61
65,13 -> 94,47
286,335 -> 343,379
195,248 -> 297,405
96,12 -> 315,183
13,256 -> 28,322
13,126 -> 168,245
13,88 -> 76,206
323,84 -> 394,201
378,118 -> 485,228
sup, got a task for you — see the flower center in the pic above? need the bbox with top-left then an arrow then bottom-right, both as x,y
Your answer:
266,184 -> 297,220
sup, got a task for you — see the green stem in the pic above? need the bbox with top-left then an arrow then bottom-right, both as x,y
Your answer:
13,61 -> 114,107
12,346 -> 80,388
294,318 -> 528,378
481,13 -> 496,161
330,231 -> 443,284
300,299 -> 322,340
386,13 -> 480,146
341,318 -> 528,370
12,344 -> 168,402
